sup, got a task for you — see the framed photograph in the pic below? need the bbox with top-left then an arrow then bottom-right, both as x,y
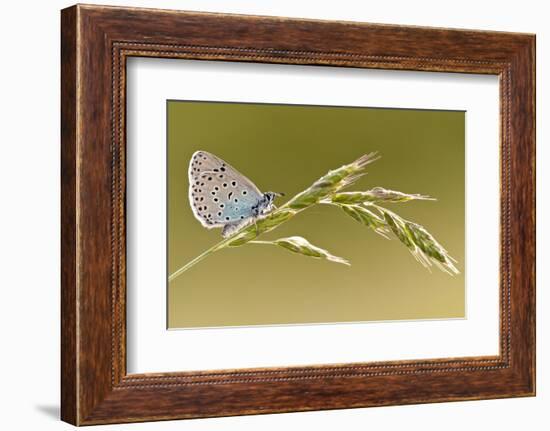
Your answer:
61,4 -> 535,425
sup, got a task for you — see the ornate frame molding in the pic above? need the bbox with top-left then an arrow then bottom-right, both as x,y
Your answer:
61,5 -> 535,425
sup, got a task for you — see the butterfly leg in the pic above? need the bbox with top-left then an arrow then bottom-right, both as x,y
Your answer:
222,222 -> 242,238
222,218 -> 255,239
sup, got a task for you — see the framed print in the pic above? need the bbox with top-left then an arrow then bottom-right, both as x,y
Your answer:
165,101 -> 466,330
61,4 -> 535,425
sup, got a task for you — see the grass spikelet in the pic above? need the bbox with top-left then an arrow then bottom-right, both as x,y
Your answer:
251,236 -> 350,266
286,152 -> 379,210
340,204 -> 390,238
376,207 -> 459,275
331,188 -> 434,204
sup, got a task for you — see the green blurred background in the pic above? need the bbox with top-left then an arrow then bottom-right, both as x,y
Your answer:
167,100 -> 465,329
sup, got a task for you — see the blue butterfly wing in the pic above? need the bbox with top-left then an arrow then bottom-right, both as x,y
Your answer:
188,151 -> 264,228
219,190 -> 263,223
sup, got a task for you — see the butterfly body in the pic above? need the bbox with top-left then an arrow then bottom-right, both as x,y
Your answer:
188,151 -> 280,237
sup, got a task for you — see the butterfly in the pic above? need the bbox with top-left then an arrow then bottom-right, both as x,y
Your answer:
188,151 -> 283,238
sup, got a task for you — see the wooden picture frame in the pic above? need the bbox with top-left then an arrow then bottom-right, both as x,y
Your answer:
61,4 -> 535,425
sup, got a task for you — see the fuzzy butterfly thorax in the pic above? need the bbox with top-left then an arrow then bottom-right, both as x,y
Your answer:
188,151 -> 281,238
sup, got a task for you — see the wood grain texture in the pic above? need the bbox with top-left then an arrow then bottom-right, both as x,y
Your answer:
60,5 -> 78,425
60,4 -> 535,425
